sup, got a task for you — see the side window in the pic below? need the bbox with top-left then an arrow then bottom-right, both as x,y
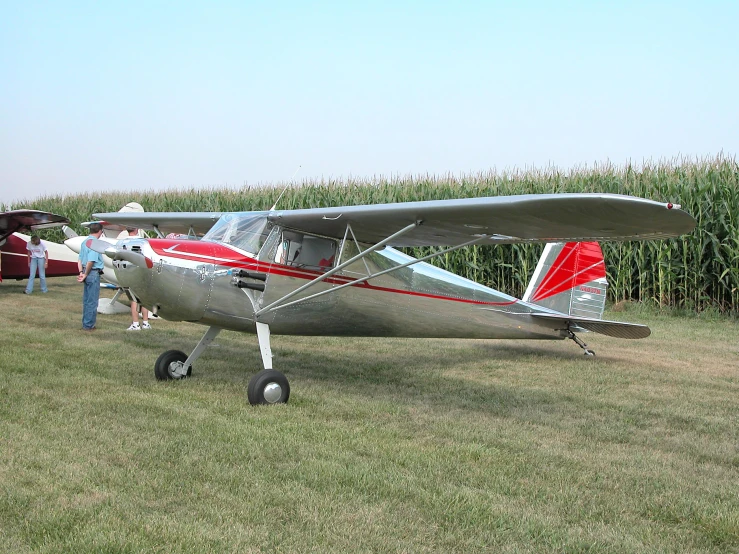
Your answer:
299,236 -> 336,269
273,230 -> 336,270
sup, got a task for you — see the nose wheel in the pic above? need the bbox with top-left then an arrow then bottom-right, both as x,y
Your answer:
154,349 -> 191,380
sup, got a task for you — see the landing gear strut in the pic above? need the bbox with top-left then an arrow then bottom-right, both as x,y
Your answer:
249,322 -> 290,405
568,330 -> 595,356
154,326 -> 222,380
153,323 -> 291,405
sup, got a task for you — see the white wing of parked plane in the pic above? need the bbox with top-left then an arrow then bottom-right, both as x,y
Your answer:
0,209 -> 70,242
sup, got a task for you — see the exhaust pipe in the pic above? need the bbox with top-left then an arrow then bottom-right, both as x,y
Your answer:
232,269 -> 267,281
234,280 -> 265,292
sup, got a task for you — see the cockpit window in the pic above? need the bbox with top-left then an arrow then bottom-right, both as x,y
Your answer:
272,229 -> 337,270
203,214 -> 271,255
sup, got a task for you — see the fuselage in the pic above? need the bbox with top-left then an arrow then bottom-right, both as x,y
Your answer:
0,233 -> 79,281
111,215 -> 566,341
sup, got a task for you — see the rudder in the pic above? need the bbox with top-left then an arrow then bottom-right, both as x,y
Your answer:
522,242 -> 608,319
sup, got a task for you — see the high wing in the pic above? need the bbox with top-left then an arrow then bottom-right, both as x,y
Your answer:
93,193 -> 695,247
0,210 -> 70,242
269,193 -> 695,246
90,212 -> 225,237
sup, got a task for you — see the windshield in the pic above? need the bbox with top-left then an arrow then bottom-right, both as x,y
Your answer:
202,213 -> 271,255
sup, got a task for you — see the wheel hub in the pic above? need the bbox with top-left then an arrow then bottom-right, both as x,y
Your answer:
169,361 -> 188,379
263,382 -> 282,403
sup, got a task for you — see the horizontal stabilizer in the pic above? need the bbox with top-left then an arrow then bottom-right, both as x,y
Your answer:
529,312 -> 651,339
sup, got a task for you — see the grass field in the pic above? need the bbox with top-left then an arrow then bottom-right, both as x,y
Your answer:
1,277 -> 737,553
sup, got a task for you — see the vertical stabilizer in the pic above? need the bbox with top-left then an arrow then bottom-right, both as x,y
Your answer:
522,242 -> 608,319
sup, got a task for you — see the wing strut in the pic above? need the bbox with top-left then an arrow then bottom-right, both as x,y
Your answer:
346,224 -> 374,277
256,231 -> 489,316
254,221 -> 420,317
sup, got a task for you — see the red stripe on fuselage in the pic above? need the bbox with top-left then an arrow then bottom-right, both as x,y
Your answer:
147,239 -> 517,307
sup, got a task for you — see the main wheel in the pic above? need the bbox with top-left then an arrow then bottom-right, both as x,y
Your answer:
247,369 -> 290,405
154,350 -> 191,380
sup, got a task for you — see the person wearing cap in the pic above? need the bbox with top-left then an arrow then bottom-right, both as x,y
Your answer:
77,223 -> 105,331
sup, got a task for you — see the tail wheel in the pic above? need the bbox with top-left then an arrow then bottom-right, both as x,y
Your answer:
247,369 -> 290,405
155,350 -> 191,380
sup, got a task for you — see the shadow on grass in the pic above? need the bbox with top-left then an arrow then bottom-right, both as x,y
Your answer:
231,335 -> 581,412
105,322 -> 738,453
133,333 -> 737,463
122,327 -> 576,411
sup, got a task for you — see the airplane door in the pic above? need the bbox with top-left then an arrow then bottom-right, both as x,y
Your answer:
256,226 -> 339,331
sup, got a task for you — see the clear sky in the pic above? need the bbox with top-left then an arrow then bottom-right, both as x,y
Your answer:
1,1 -> 737,205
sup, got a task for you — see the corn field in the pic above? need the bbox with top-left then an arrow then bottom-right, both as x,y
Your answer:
4,156 -> 738,314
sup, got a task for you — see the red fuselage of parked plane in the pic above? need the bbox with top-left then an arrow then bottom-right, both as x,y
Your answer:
0,233 -> 79,281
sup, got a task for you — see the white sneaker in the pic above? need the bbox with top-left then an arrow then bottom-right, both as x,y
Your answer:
127,322 -> 141,331
142,322 -> 152,330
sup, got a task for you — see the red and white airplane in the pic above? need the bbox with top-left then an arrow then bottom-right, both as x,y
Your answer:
89,193 -> 696,405
0,209 -> 77,282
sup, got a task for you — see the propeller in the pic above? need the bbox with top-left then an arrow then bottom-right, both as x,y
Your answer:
85,238 -> 154,269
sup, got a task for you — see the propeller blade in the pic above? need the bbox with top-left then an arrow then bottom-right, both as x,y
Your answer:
62,225 -> 78,239
84,238 -> 112,254
105,247 -> 154,269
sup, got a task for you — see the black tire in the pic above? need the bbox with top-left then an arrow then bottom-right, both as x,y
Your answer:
154,350 -> 191,380
247,369 -> 290,405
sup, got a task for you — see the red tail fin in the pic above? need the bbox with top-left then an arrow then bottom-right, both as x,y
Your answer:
523,242 -> 608,318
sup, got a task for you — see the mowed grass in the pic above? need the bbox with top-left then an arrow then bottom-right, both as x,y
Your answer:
0,278 -> 737,553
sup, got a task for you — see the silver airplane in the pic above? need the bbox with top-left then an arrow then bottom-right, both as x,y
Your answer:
89,193 -> 695,405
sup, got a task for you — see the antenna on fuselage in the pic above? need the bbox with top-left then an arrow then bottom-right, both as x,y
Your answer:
270,165 -> 301,211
